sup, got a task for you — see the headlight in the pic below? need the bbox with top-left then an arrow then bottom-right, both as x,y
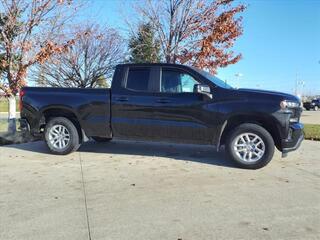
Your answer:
280,100 -> 300,109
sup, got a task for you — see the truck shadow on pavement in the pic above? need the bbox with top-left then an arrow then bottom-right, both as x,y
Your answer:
6,140 -> 237,168
81,140 -> 237,168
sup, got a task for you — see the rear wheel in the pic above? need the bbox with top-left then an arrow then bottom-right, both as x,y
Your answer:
314,106 -> 319,111
92,136 -> 112,142
45,117 -> 80,155
226,123 -> 275,169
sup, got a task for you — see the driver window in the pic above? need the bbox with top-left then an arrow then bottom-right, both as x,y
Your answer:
161,69 -> 199,93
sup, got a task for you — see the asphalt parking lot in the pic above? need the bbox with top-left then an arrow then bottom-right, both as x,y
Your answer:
0,139 -> 319,240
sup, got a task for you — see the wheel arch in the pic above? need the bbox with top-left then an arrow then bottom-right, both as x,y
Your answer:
218,114 -> 282,151
41,107 -> 83,142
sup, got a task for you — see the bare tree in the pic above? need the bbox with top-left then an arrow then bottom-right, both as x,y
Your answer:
0,0 -> 79,132
32,24 -> 125,88
133,0 -> 245,73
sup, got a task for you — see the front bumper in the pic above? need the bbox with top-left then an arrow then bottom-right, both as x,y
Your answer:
282,123 -> 304,154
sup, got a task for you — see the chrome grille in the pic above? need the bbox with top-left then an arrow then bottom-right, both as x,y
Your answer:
289,107 -> 302,122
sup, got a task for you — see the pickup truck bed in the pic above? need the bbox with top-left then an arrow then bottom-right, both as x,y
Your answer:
21,87 -> 112,138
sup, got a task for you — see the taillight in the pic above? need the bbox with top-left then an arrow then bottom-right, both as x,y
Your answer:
19,89 -> 25,112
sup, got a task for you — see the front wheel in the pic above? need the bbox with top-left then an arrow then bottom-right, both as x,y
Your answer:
45,117 -> 81,155
226,123 -> 275,169
314,106 -> 319,111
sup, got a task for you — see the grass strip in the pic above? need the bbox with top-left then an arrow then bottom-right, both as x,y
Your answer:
0,98 -> 19,112
303,124 -> 320,141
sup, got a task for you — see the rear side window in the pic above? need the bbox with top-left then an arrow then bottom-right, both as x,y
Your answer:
126,68 -> 150,91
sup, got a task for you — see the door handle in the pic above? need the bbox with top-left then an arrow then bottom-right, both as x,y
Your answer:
115,97 -> 129,102
156,98 -> 171,103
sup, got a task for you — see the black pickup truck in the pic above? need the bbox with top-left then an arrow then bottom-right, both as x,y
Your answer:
303,98 -> 320,111
20,63 -> 304,169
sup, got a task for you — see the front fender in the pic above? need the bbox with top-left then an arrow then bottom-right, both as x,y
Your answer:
214,101 -> 284,150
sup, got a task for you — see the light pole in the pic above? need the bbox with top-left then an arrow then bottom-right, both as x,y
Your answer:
295,72 -> 305,99
295,72 -> 299,96
235,73 -> 243,89
224,79 -> 228,88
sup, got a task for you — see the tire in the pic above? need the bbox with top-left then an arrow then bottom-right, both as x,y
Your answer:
45,117 -> 81,155
305,108 -> 310,111
314,106 -> 319,111
226,123 -> 275,169
92,136 -> 112,142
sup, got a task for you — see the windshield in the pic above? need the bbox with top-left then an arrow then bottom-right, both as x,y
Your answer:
191,67 -> 233,89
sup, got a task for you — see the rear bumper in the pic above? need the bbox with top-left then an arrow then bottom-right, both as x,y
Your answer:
19,118 -> 30,132
282,123 -> 304,153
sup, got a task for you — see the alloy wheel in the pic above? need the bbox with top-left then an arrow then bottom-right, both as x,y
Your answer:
233,133 -> 265,162
48,124 -> 71,150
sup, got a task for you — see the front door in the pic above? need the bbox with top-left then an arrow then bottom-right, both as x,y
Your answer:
150,67 -> 216,144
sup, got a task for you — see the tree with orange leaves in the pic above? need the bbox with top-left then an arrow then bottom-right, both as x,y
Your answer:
134,0 -> 245,74
0,0 -> 77,132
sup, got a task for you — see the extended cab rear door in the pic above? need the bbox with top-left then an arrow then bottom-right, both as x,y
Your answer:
111,65 -> 159,138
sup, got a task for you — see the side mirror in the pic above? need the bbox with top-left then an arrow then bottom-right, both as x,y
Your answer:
194,84 -> 212,99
